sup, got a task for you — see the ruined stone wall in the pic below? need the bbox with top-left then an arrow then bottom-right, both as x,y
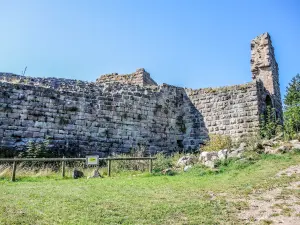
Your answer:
0,72 -> 89,90
251,32 -> 283,120
0,79 -> 207,156
96,68 -> 157,86
185,82 -> 261,139
0,33 -> 283,156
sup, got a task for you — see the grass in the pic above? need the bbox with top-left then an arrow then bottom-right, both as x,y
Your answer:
0,153 -> 300,224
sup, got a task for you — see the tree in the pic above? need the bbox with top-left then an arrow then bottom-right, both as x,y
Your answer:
284,74 -> 300,138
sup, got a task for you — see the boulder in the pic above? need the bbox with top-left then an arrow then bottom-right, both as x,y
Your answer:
276,145 -> 292,153
218,149 -> 228,160
238,142 -> 247,151
262,140 -> 273,147
87,169 -> 102,179
184,165 -> 192,172
290,139 -> 300,144
290,140 -> 300,150
264,146 -> 278,154
176,155 -> 197,167
228,149 -> 242,159
199,151 -> 218,162
199,151 -> 219,168
227,142 -> 247,159
72,169 -> 84,179
204,160 -> 215,168
264,143 -> 293,154
227,142 -> 248,159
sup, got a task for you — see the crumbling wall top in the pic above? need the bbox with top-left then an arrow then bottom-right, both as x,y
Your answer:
250,32 -> 277,79
96,68 -> 158,86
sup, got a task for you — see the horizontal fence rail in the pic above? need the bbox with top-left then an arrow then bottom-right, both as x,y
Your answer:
0,157 -> 156,181
0,158 -> 86,162
0,157 -> 156,162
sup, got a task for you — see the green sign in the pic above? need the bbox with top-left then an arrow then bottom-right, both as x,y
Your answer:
86,155 -> 99,165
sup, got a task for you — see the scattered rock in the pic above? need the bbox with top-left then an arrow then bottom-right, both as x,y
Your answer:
290,139 -> 300,144
276,145 -> 292,153
162,168 -> 174,175
228,149 -> 243,159
184,165 -> 192,172
264,143 -> 293,154
290,140 -> 300,150
176,155 -> 197,167
262,140 -> 273,147
199,151 -> 218,162
238,142 -> 247,151
264,146 -> 278,154
199,151 -> 219,168
218,149 -> 228,160
204,160 -> 216,168
72,169 -> 84,179
227,142 -> 247,159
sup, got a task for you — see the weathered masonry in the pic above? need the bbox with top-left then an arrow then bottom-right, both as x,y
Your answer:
0,33 -> 282,156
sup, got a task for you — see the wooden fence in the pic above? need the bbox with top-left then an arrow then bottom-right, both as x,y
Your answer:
0,157 -> 156,182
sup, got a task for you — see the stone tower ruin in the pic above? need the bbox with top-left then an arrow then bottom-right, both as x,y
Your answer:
251,32 -> 283,120
0,33 -> 283,156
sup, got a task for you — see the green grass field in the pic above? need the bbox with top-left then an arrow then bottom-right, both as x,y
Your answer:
1,154 -> 300,225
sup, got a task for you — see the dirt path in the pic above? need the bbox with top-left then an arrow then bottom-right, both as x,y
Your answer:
238,165 -> 300,224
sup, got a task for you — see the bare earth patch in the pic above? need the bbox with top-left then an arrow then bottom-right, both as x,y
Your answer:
276,165 -> 300,177
238,165 -> 300,224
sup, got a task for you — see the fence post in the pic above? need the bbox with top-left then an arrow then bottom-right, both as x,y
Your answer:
62,156 -> 66,178
11,160 -> 17,182
149,159 -> 153,173
107,159 -> 111,177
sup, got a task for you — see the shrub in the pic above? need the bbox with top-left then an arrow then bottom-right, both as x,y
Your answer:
232,135 -> 263,152
19,139 -> 51,158
112,156 -> 149,173
152,153 -> 173,172
259,106 -> 282,139
111,145 -> 148,172
201,134 -> 232,152
0,147 -> 17,158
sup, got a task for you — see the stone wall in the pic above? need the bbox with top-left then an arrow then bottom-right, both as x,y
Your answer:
96,68 -> 157,86
185,82 -> 261,139
0,80 -> 207,156
0,72 -> 89,90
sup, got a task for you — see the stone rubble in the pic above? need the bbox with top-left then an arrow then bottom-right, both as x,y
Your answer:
176,155 -> 197,167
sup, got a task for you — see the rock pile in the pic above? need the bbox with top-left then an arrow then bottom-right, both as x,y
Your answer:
176,139 -> 300,169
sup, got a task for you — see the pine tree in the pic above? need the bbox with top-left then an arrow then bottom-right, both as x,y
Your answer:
26,140 -> 36,158
284,74 -> 300,138
284,74 -> 300,106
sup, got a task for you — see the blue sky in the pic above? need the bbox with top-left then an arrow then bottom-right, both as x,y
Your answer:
0,0 -> 299,97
